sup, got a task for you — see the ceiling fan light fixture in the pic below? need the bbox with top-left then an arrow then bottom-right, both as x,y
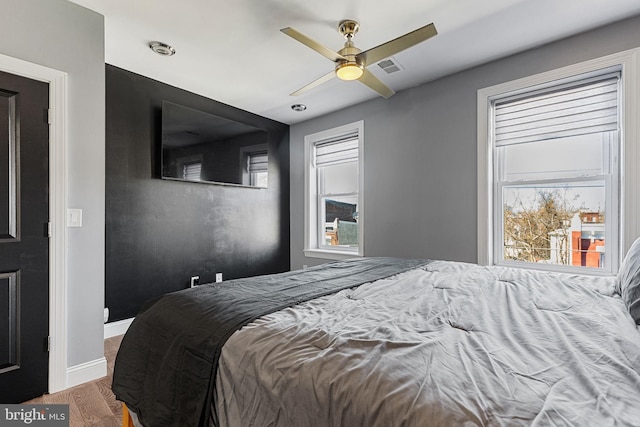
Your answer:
335,62 -> 364,81
281,19 -> 436,97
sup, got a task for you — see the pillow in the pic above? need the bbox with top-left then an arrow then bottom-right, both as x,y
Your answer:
618,237 -> 640,324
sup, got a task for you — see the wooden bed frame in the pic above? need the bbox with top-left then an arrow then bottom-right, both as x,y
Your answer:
122,403 -> 134,427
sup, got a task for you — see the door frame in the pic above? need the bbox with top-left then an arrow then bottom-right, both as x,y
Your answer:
0,53 -> 68,393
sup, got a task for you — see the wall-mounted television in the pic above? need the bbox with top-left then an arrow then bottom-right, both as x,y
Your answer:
161,101 -> 269,188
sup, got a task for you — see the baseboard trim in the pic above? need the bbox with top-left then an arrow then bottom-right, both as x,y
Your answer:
66,357 -> 107,388
104,317 -> 134,339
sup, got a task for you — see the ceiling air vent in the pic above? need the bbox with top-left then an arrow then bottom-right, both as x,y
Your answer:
377,58 -> 404,74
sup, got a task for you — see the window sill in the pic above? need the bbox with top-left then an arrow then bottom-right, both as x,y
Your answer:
492,259 -> 616,277
303,249 -> 363,261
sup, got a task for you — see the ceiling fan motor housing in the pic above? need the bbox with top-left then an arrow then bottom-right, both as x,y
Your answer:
338,20 -> 360,38
336,42 -> 364,80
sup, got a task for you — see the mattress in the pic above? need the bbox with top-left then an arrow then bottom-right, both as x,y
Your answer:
214,261 -> 640,426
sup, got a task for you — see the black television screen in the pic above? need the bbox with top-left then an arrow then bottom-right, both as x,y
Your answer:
161,101 -> 269,188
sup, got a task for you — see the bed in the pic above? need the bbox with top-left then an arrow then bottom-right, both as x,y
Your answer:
112,245 -> 640,427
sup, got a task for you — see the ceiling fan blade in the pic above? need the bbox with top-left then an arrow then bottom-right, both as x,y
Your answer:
358,23 -> 437,66
281,27 -> 347,62
358,69 -> 395,98
290,70 -> 337,96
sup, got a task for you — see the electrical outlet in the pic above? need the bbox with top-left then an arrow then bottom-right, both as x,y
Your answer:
215,273 -> 223,283
190,276 -> 200,288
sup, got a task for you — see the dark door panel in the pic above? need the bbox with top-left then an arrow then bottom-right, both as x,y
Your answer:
0,90 -> 17,241
0,70 -> 49,403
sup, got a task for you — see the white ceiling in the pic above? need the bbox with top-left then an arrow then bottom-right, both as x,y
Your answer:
68,0 -> 640,125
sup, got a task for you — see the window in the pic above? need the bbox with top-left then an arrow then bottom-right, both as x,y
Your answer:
304,121 -> 364,259
495,74 -> 619,271
239,145 -> 269,187
183,161 -> 202,181
248,151 -> 268,187
176,154 -> 203,181
478,49 -> 640,275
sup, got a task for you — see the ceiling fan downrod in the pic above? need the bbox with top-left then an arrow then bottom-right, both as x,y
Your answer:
336,20 -> 364,80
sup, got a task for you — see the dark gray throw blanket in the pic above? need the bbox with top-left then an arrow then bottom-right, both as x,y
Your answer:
112,257 -> 429,427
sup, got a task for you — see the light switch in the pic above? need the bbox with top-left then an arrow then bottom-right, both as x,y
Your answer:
67,208 -> 83,227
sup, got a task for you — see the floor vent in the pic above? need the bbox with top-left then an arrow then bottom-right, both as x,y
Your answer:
377,58 -> 404,74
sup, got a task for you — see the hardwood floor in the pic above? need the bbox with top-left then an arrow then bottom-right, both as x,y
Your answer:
25,335 -> 124,427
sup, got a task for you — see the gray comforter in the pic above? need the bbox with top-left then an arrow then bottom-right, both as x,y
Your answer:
215,261 -> 640,426
113,257 -> 428,427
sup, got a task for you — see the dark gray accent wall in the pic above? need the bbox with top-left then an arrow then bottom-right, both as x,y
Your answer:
106,65 -> 290,322
290,14 -> 640,270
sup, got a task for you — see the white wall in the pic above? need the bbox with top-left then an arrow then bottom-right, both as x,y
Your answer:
290,14 -> 640,270
0,0 -> 105,368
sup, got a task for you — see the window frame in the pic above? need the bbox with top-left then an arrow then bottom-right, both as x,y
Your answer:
250,170 -> 268,187
239,144 -> 269,188
494,73 -> 620,274
304,121 -> 364,260
477,48 -> 640,275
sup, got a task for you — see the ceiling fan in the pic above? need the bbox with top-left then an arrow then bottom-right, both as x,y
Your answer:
280,20 -> 437,98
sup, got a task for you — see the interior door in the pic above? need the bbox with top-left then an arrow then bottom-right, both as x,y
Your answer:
0,70 -> 50,403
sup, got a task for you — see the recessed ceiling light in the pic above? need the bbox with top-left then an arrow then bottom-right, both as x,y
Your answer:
291,104 -> 307,112
149,41 -> 175,56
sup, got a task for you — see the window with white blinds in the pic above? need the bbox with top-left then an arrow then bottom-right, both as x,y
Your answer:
490,72 -> 620,274
183,162 -> 202,181
304,121 -> 363,259
494,75 -> 619,146
314,131 -> 359,167
248,151 -> 268,173
247,151 -> 268,187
